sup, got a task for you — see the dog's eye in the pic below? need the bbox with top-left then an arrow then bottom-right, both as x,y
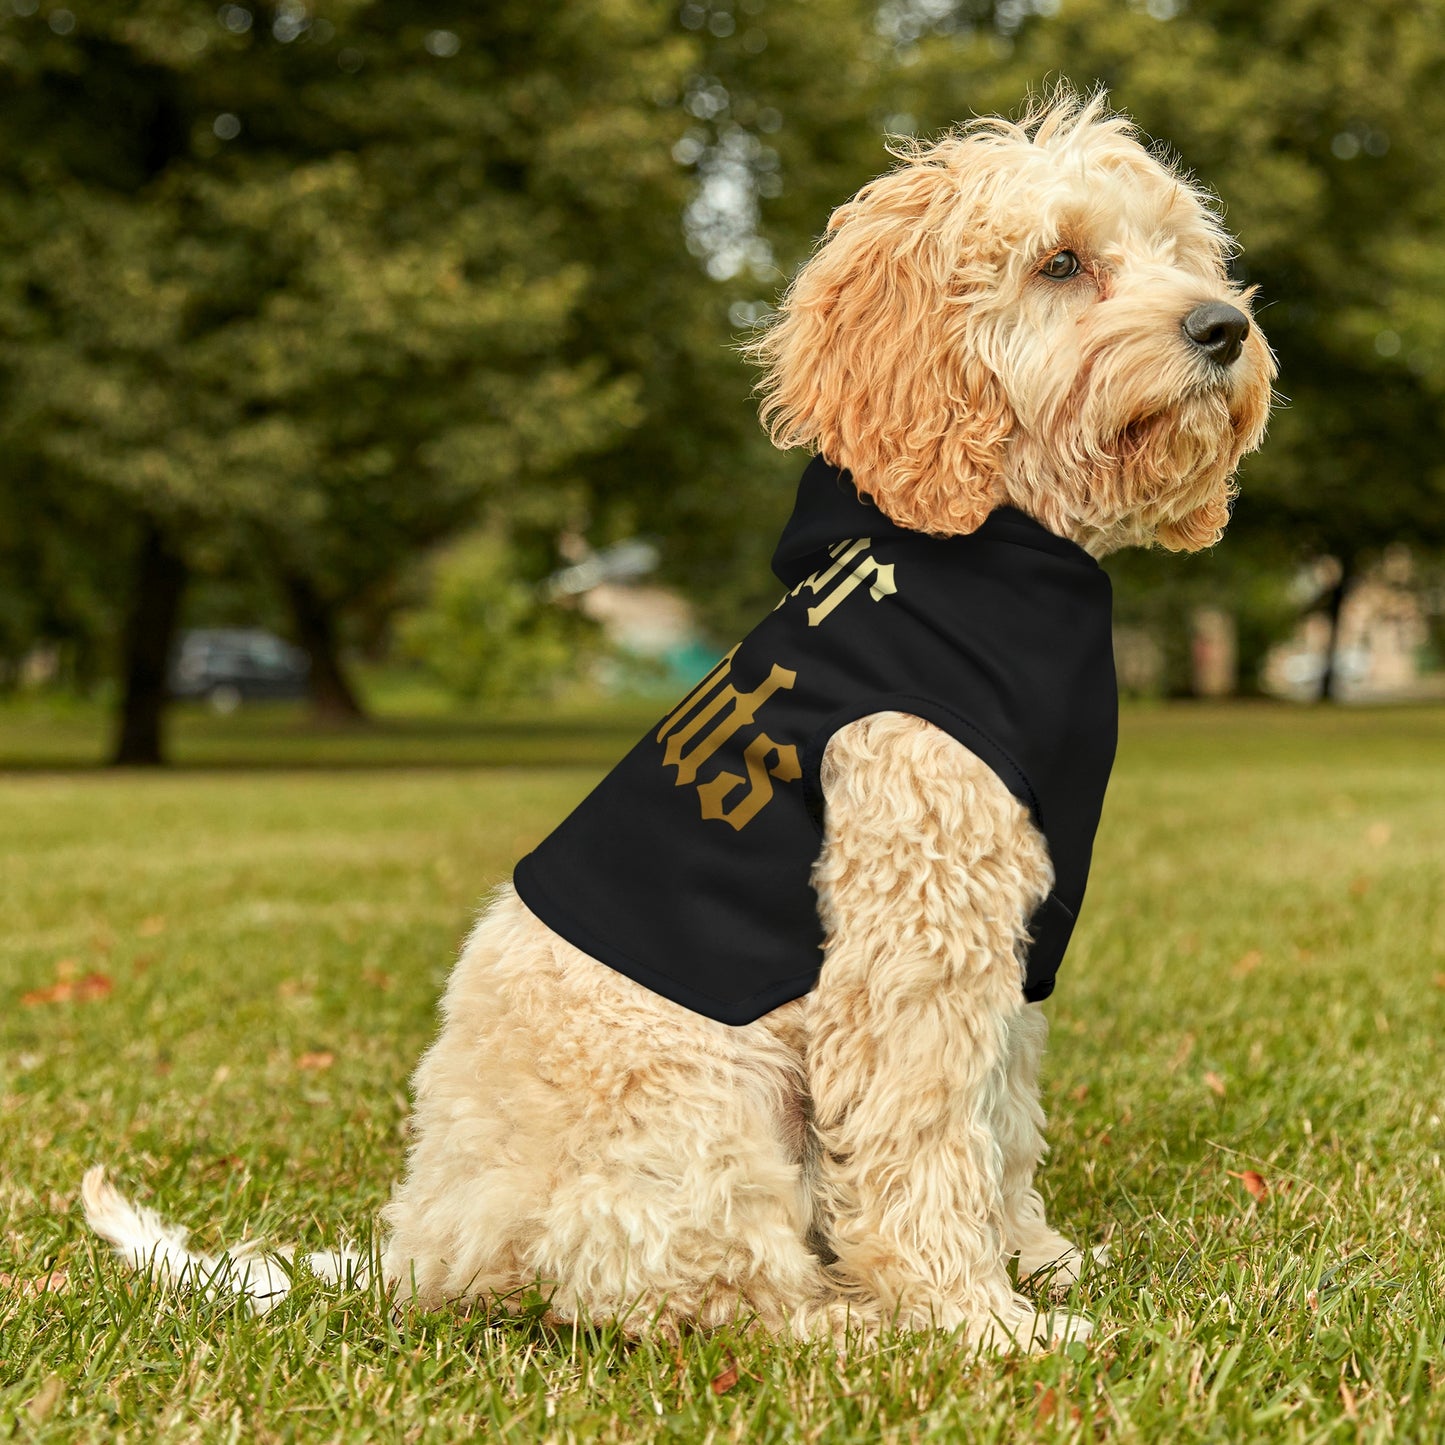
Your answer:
1040,250 -> 1081,280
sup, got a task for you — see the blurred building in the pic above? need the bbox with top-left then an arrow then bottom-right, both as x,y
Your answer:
546,539 -> 716,692
1261,551 -> 1440,701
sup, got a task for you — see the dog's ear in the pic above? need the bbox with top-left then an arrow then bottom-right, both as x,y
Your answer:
748,152 -> 1012,536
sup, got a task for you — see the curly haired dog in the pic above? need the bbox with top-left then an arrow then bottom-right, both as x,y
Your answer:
85,90 -> 1273,1351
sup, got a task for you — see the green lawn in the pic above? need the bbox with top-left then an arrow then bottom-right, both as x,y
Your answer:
2,701 -> 1443,1442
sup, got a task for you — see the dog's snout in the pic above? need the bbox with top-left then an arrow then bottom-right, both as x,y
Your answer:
1182,302 -> 1250,367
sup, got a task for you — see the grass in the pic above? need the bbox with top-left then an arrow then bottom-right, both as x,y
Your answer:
1,698 -> 1443,1442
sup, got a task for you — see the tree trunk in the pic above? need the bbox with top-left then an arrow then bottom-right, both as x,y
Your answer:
1316,556 -> 1355,703
283,572 -> 367,724
111,522 -> 187,766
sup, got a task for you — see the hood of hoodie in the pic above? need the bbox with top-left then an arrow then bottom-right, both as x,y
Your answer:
770,454 -> 1099,587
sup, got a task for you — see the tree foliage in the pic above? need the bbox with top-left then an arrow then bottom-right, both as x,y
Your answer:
397,529 -> 598,704
3,0 -> 1445,728
0,1 -> 700,750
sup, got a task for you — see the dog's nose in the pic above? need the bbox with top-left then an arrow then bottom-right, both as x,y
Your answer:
1182,302 -> 1250,367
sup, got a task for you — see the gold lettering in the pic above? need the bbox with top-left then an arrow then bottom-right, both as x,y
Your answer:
775,539 -> 900,628
803,538 -> 870,594
659,661 -> 798,786
695,732 -> 803,831
805,552 -> 896,627
654,647 -> 737,744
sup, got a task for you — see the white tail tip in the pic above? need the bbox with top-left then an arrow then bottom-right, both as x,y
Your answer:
81,1166 -> 368,1315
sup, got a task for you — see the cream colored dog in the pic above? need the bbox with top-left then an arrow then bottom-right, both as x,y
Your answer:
85,90 -> 1273,1351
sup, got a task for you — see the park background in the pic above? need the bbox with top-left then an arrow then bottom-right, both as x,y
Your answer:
2,0 -> 1445,750
2,2 -> 1444,1442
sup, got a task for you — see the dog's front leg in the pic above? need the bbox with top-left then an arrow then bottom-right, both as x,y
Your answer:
805,712 -> 1089,1350
994,1005 -> 1099,1289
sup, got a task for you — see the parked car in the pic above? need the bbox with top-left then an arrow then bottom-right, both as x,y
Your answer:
169,629 -> 310,712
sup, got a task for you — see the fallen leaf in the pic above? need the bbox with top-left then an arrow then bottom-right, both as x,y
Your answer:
21,982 -> 71,1006
1228,1169 -> 1268,1201
1034,1386 -> 1058,1425
0,1268 -> 69,1298
138,915 -> 167,937
1232,950 -> 1263,977
296,1051 -> 335,1072
1204,1071 -> 1227,1098
710,1358 -> 739,1395
21,972 -> 112,1007
1168,1034 -> 1196,1072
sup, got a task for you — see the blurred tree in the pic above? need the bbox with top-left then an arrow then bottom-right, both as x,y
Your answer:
9,0 -> 1444,741
0,0 -> 691,758
396,528 -> 599,704
571,0 -> 888,639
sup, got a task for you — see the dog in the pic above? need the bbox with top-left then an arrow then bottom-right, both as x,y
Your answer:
85,88 -> 1273,1352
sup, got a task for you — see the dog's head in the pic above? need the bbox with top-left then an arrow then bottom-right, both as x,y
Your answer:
749,89 -> 1275,553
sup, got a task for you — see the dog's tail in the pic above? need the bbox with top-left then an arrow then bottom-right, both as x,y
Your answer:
81,1165 -> 368,1315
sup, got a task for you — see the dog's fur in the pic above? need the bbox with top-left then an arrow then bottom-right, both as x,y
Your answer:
85,90 -> 1274,1351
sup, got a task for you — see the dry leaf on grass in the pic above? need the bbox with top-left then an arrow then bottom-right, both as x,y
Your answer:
1033,1385 -> 1083,1427
1203,1071 -> 1227,1098
1228,1169 -> 1269,1201
21,973 -> 113,1007
295,1051 -> 335,1071
1034,1386 -> 1058,1425
1168,1034 -> 1196,1072
0,1268 -> 70,1298
710,1358 -> 740,1395
1232,950 -> 1263,977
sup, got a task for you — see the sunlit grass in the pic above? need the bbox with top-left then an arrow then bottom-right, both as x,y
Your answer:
2,702 -> 1442,1441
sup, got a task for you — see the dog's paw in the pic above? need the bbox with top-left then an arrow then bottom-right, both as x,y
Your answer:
969,1297 -> 1093,1354
1018,1239 -> 1110,1293
1034,1309 -> 1093,1347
